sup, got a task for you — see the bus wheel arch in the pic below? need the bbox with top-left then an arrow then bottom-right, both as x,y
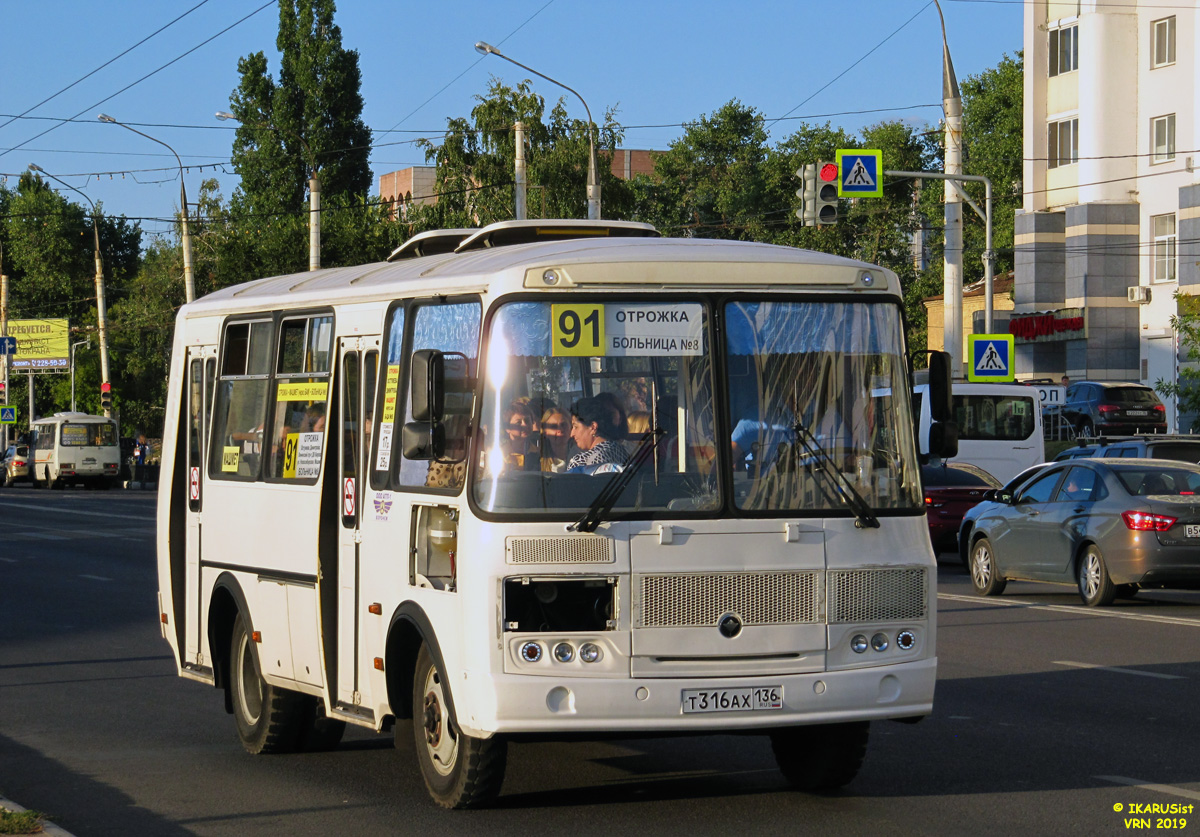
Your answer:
208,574 -> 250,715
385,603 -> 448,722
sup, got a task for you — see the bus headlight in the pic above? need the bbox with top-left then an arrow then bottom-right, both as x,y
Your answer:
850,634 -> 869,654
579,642 -> 601,663
520,641 -> 543,663
552,642 -> 574,663
896,630 -> 916,650
871,632 -> 889,652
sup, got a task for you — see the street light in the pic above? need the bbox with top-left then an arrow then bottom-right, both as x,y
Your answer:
97,113 -> 196,303
216,110 -> 322,271
27,164 -> 112,419
474,41 -> 601,220
70,338 -> 90,412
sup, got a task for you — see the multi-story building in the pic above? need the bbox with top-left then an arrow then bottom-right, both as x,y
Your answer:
1016,0 -> 1198,430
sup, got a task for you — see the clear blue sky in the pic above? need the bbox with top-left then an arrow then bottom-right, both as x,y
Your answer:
0,0 -> 1021,243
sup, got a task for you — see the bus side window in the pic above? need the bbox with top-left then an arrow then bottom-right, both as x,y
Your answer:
397,300 -> 480,492
210,320 -> 273,480
370,304 -> 407,491
268,315 -> 333,482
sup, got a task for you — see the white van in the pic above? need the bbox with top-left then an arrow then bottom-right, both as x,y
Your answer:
29,411 -> 121,489
914,382 -> 1044,483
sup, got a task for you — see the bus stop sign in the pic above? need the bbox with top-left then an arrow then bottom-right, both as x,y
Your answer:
968,334 -> 1015,382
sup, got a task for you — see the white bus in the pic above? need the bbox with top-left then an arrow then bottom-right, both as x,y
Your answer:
914,382 -> 1045,483
156,220 -> 952,808
29,411 -> 121,489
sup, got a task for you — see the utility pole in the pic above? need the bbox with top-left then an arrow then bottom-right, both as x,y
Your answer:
935,0 -> 964,377
1,270 -> 8,452
514,121 -> 528,220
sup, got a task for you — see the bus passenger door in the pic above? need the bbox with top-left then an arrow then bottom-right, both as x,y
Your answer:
184,346 -> 217,667
335,337 -> 379,710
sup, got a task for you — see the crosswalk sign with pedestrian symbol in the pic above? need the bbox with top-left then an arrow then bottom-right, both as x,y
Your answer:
0,406 -> 15,424
835,149 -> 883,198
967,334 -> 1015,382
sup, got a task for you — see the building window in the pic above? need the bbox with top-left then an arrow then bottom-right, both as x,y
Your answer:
1152,114 -> 1176,163
1049,25 -> 1078,77
1152,16 -> 1176,68
1048,118 -> 1079,169
1153,214 -> 1176,283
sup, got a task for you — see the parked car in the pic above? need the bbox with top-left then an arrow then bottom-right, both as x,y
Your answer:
1054,435 -> 1200,464
1060,381 -> 1167,436
2,444 -> 30,487
922,462 -> 1002,554
962,458 -> 1200,606
958,463 -> 1053,566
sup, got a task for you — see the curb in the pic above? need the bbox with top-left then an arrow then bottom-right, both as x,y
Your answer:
0,794 -> 76,837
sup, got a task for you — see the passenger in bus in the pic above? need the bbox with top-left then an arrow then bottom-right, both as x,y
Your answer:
537,407 -> 572,472
301,402 -> 326,433
501,400 -> 536,468
594,391 -> 628,440
567,396 -> 628,474
626,411 -> 651,456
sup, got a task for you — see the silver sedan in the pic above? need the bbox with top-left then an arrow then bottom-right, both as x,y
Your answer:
963,458 -> 1200,606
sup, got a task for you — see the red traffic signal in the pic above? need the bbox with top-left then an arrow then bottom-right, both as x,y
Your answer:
100,381 -> 112,393
819,162 -> 839,182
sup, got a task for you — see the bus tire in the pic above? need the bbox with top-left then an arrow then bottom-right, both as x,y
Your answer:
412,643 -> 506,809
769,721 -> 870,791
297,696 -> 346,752
229,613 -> 303,755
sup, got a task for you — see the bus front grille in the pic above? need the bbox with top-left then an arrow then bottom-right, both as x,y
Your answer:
636,572 -> 821,628
506,535 -> 615,564
827,568 -> 928,623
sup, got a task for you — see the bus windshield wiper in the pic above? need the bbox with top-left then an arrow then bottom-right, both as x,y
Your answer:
791,421 -> 879,529
569,429 -> 663,534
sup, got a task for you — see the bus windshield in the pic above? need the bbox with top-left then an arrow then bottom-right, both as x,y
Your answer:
473,296 -> 921,517
61,422 -> 118,447
474,298 -> 719,515
725,300 -> 921,512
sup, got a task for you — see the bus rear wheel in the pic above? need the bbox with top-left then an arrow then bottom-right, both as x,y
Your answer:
769,721 -> 870,791
229,613 -> 303,754
411,643 -> 506,809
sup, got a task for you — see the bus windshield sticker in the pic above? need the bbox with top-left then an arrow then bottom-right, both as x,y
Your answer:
376,364 -> 401,471
276,381 -> 329,402
551,303 -> 703,358
221,446 -> 240,473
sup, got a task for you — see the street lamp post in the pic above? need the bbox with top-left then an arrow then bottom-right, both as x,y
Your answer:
27,164 -> 112,419
216,111 -> 322,270
70,338 -> 90,412
474,41 -> 601,220
97,114 -> 196,303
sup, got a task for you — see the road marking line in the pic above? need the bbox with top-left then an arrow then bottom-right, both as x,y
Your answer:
0,500 -> 150,522
17,532 -> 69,540
79,574 -> 112,582
1096,776 -> 1200,802
0,558 -> 15,563
938,592 -> 1200,628
1054,661 -> 1184,680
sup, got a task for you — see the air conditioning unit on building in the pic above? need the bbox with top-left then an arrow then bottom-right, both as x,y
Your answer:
1128,286 -> 1151,304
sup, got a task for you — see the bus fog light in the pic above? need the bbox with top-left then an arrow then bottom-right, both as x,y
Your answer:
896,630 -> 916,650
579,642 -> 601,663
543,269 -> 560,285
553,642 -> 574,663
520,641 -> 543,663
871,632 -> 889,652
851,634 -> 869,654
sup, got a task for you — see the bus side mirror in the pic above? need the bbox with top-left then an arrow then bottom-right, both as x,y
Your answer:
928,420 -> 959,459
410,349 -> 445,422
402,422 -> 446,461
927,351 -> 954,422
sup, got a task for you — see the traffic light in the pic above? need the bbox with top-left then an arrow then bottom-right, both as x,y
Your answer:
100,381 -> 112,412
815,161 -> 839,226
796,164 -> 818,226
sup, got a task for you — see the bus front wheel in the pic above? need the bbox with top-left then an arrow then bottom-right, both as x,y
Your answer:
411,643 -> 507,808
229,613 -> 302,755
769,721 -> 870,791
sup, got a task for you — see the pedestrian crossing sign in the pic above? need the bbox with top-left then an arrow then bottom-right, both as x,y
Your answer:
968,334 -> 1015,382
0,406 -> 15,424
835,149 -> 883,198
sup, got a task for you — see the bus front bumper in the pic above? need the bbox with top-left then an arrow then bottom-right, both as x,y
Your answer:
460,657 -> 936,738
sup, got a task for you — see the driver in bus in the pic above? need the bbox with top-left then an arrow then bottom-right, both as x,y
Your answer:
566,395 -> 628,474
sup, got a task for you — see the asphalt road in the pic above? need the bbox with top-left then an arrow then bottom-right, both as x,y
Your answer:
3,486 -> 1199,836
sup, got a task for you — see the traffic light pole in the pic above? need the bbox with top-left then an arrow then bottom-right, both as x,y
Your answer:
885,169 -> 995,334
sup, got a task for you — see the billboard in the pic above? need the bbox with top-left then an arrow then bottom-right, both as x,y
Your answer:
6,319 -> 69,370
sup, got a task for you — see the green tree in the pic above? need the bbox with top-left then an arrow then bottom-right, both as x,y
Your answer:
1155,293 -> 1200,431
411,78 -> 632,231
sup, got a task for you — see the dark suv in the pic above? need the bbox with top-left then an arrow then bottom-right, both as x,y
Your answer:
1060,381 -> 1166,436
1054,435 -> 1200,464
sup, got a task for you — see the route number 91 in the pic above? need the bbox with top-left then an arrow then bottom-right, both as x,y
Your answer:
551,304 -> 605,356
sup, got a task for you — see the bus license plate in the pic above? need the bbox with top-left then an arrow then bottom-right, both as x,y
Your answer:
1187,525 -> 1200,538
681,686 -> 784,714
